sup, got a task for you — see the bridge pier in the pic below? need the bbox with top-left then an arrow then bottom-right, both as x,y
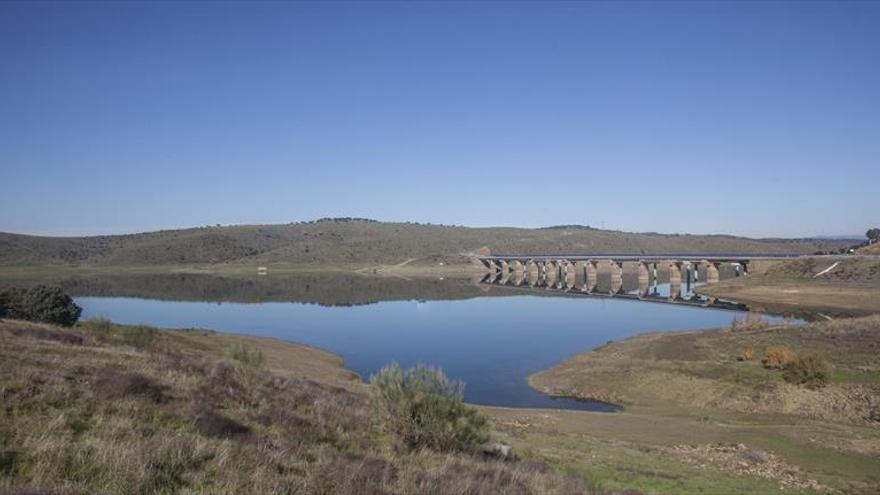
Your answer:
584,260 -> 598,293
526,260 -> 539,287
638,261 -> 653,297
563,260 -> 577,289
544,261 -> 558,288
705,261 -> 720,284
685,262 -> 693,294
609,260 -> 624,295
668,261 -> 683,301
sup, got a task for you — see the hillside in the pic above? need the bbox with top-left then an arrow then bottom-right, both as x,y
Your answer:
0,318 -> 596,494
0,219 -> 853,267
527,315 -> 880,493
696,257 -> 880,316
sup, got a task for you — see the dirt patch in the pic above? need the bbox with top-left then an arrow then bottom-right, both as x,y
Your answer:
671,443 -> 829,492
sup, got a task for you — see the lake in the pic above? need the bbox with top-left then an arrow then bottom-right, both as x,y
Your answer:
8,271 -> 792,411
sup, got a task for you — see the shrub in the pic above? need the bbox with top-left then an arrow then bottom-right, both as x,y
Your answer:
783,355 -> 830,389
14,285 -> 82,326
762,346 -> 797,369
370,362 -> 489,452
229,342 -> 265,370
737,348 -> 754,362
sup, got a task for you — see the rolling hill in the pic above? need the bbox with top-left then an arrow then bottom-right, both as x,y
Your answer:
0,219 -> 855,267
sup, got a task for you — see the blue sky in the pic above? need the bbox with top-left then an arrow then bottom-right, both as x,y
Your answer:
1,1 -> 877,238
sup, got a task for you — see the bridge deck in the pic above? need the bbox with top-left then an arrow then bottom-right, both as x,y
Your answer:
480,253 -> 804,262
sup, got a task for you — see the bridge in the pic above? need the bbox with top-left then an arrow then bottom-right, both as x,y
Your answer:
477,253 -> 803,300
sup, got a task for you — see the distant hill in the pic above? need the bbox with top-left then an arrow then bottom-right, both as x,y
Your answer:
0,219 -> 853,267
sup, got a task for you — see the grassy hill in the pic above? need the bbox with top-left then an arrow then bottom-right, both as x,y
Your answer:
0,219 -> 853,267
0,318 -> 600,494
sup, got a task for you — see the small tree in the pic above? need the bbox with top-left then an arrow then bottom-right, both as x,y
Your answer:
21,285 -> 82,326
867,228 -> 880,244
371,362 -> 489,452
783,355 -> 831,389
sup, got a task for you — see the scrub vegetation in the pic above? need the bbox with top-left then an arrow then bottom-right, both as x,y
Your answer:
0,317 -> 612,495
371,363 -> 489,452
0,285 -> 82,326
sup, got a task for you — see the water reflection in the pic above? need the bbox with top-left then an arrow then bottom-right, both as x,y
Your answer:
0,271 -> 487,306
1,271 -> 803,411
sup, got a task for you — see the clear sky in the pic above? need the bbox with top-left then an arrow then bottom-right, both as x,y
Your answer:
1,1 -> 877,238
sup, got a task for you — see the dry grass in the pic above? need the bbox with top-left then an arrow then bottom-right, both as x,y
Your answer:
0,318 -> 608,494
531,315 -> 880,425
761,346 -> 798,369
730,313 -> 771,332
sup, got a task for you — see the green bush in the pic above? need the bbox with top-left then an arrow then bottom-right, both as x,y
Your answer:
370,362 -> 489,452
0,286 -> 81,326
783,354 -> 831,389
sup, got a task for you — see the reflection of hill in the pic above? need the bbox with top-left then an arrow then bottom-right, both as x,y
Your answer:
0,273 -> 488,306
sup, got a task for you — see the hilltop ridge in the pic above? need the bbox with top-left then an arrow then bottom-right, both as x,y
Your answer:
0,219 -> 853,267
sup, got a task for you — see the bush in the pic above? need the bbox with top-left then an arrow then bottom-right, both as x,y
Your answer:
737,348 -> 754,362
0,286 -> 82,326
370,362 -> 489,452
783,355 -> 830,389
762,346 -> 797,369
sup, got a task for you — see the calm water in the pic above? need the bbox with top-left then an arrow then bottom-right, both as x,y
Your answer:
70,277 -> 780,411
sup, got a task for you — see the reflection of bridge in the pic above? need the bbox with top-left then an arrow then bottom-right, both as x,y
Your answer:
478,253 -> 802,301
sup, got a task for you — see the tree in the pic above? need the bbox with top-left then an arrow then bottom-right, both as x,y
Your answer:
20,285 -> 82,326
867,228 -> 880,244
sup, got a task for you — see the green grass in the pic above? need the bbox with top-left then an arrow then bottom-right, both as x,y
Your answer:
503,431 -> 810,495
